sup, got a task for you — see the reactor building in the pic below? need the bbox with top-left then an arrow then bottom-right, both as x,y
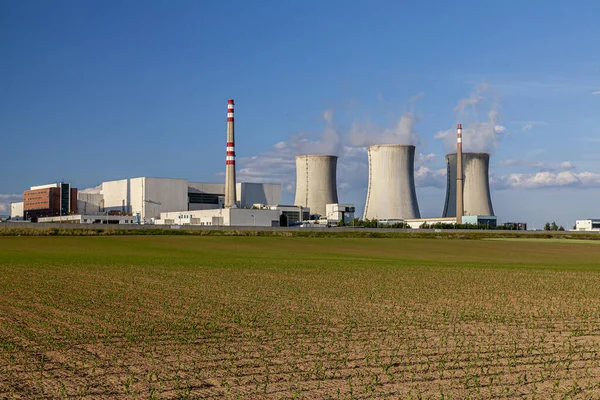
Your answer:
363,144 -> 421,220
442,152 -> 494,217
294,154 -> 338,217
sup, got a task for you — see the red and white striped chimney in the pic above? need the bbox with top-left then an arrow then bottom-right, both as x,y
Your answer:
456,123 -> 464,224
224,99 -> 237,208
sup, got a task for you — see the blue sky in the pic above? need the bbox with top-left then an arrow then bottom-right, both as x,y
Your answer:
1,1 -> 599,228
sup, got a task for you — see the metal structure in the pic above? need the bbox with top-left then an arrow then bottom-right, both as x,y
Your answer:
442,152 -> 494,218
363,144 -> 421,220
456,124 -> 464,224
294,155 -> 338,217
224,99 -> 236,208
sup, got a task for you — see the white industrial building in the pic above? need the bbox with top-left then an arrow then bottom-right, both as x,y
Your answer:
405,217 -> 456,229
10,202 -> 24,220
326,203 -> 355,225
156,208 -> 281,227
575,219 -> 600,232
38,215 -> 137,224
77,177 -> 282,223
404,215 -> 497,229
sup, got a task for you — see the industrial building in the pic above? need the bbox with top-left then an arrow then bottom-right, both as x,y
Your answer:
442,152 -> 494,218
156,208 -> 281,227
266,205 -> 310,226
363,144 -> 421,220
503,222 -> 528,230
405,217 -> 457,229
10,202 -> 24,220
326,203 -> 355,225
23,183 -> 78,221
73,178 -> 282,223
575,219 -> 600,232
462,215 -> 497,227
294,155 -> 338,218
38,215 -> 137,224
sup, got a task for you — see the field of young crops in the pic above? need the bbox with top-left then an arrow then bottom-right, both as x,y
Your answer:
1,236 -> 600,399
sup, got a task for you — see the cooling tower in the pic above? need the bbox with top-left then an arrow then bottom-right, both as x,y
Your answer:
363,144 -> 421,220
442,153 -> 494,217
294,155 -> 338,217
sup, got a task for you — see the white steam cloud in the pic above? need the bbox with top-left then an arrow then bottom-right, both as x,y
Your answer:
435,82 -> 506,154
287,109 -> 342,156
349,112 -> 419,147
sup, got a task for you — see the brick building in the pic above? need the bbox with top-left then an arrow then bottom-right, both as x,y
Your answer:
24,183 -> 77,221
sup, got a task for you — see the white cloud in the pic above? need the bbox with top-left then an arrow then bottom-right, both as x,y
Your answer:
559,161 -> 575,170
416,152 -> 437,167
591,91 -> 600,95
522,124 -> 533,132
0,194 -> 23,214
496,171 -> 600,189
408,93 -> 425,103
499,158 -> 576,171
414,167 -> 446,188
322,109 -> 334,125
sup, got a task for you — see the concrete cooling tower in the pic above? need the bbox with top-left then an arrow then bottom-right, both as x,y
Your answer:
442,153 -> 494,217
363,144 -> 421,220
294,155 -> 338,217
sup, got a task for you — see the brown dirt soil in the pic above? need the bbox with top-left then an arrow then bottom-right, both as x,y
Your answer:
1,236 -> 600,399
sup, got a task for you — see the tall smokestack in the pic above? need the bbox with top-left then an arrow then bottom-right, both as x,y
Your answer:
456,123 -> 463,224
363,144 -> 421,221
224,99 -> 236,208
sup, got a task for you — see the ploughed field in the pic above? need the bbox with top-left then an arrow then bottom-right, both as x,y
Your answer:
1,236 -> 600,399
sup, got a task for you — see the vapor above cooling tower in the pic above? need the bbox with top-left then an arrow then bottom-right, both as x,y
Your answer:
294,155 -> 338,217
363,144 -> 421,220
442,152 -> 494,217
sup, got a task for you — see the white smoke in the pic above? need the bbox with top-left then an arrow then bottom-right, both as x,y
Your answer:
435,82 -> 506,154
80,184 -> 102,194
349,112 -> 419,147
288,109 -> 342,156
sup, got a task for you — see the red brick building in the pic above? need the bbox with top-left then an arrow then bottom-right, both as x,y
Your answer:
24,183 -> 77,221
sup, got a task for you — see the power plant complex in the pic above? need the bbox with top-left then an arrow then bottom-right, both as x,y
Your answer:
9,102 -> 497,228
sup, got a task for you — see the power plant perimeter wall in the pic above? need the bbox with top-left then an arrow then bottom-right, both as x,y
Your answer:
442,153 -> 494,217
294,155 -> 338,217
363,144 -> 421,220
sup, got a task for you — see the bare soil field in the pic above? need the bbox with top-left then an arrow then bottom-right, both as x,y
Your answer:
1,236 -> 600,399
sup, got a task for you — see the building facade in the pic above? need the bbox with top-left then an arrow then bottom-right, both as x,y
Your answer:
10,202 -> 24,220
575,219 -> 600,231
156,208 -> 281,227
24,183 -> 77,221
325,203 -> 355,225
